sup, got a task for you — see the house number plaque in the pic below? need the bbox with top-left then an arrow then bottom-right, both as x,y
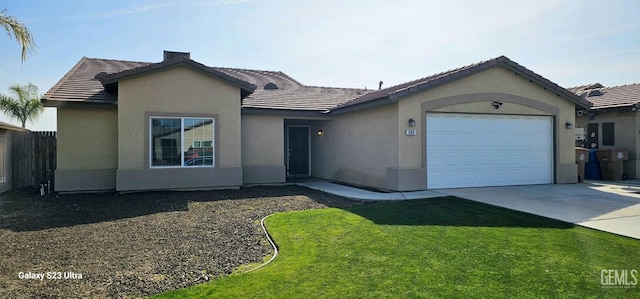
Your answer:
405,129 -> 417,136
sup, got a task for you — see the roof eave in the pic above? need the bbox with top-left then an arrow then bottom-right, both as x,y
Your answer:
41,99 -> 118,108
329,96 -> 394,115
591,103 -> 639,111
498,61 -> 591,110
331,56 -> 592,114
0,122 -> 27,132
241,107 -> 331,118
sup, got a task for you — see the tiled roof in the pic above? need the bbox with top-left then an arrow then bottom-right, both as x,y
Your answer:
332,55 -> 591,111
97,56 -> 257,96
43,57 -> 150,104
43,57 -> 365,111
569,83 -> 640,110
43,55 -> 589,112
216,67 -> 367,111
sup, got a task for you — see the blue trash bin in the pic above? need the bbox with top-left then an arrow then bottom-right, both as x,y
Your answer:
585,149 -> 602,180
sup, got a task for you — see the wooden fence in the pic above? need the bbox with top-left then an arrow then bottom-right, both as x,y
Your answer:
10,131 -> 56,190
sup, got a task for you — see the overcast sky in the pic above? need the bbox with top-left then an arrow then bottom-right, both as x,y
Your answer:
1,0 -> 639,130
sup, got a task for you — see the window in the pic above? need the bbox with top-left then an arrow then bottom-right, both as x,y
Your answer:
150,117 -> 214,167
602,122 -> 615,146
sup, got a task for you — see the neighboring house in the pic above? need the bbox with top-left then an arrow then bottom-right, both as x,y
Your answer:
570,83 -> 640,178
42,51 -> 590,192
0,121 -> 28,192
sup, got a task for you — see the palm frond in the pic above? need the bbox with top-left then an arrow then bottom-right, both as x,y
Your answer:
0,10 -> 37,62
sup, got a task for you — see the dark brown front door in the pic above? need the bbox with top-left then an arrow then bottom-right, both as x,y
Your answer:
288,127 -> 309,176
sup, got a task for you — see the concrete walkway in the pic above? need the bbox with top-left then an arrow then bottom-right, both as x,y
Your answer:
296,180 -> 444,200
297,179 -> 640,240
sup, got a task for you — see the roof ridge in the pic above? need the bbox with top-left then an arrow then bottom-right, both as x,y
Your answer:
98,57 -> 257,92
42,57 -> 89,100
214,65 -> 282,73
330,55 -> 590,112
332,56 -> 506,110
215,67 -> 305,86
304,85 -> 368,91
567,83 -> 601,89
276,71 -> 304,86
85,57 -> 152,65
600,82 -> 640,90
392,56 -> 505,93
498,56 -> 591,108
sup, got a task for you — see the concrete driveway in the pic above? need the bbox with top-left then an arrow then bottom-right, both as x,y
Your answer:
437,181 -> 640,240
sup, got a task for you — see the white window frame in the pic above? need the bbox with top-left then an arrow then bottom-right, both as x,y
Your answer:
149,116 -> 215,168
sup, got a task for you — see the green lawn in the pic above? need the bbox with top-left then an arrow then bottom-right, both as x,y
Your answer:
155,197 -> 639,298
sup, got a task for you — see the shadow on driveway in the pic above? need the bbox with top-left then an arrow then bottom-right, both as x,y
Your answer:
436,182 -> 640,239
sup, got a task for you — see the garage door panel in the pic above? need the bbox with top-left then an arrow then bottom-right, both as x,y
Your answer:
426,113 -> 553,189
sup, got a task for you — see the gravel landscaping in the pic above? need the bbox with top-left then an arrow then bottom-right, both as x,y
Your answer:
0,185 -> 361,298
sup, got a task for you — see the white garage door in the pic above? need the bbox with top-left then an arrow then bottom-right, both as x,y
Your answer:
426,113 -> 553,189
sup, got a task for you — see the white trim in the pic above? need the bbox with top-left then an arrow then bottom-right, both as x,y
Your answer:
286,125 -> 311,176
149,116 -> 215,168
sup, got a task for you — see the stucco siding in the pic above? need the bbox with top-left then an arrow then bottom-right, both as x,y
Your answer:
241,114 -> 284,166
241,114 -> 285,184
56,169 -> 116,191
116,66 -> 242,191
55,107 -> 118,191
397,66 -> 578,184
57,107 -> 118,170
312,103 -> 399,189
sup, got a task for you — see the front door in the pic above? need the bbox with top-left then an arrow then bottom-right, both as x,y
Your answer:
288,126 -> 310,176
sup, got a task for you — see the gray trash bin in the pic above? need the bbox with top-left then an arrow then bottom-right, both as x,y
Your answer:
575,147 -> 589,182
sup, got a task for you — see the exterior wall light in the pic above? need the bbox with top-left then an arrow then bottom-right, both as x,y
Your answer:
492,101 -> 503,109
317,129 -> 323,136
565,122 -> 573,129
408,118 -> 416,127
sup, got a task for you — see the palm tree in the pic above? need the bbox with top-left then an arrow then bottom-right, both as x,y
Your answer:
1,9 -> 36,62
0,83 -> 43,128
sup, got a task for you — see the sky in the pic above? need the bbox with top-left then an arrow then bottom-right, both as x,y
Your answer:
0,0 -> 639,131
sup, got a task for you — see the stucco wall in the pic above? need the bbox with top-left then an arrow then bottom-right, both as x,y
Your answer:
576,111 -> 639,178
116,66 -> 242,191
241,114 -> 285,184
55,106 -> 118,191
396,66 -> 578,185
312,103 -> 399,189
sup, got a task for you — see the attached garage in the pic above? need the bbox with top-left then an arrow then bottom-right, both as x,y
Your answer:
426,113 -> 553,189
45,54 -> 592,192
